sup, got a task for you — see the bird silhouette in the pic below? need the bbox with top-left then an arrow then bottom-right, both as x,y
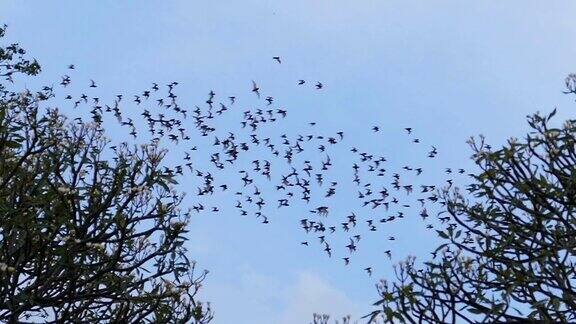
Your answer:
251,80 -> 260,98
53,61 -> 462,279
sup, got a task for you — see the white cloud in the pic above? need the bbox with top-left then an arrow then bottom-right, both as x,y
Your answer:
275,271 -> 362,324
203,268 -> 364,324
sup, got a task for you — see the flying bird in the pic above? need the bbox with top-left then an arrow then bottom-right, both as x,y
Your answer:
251,80 -> 260,98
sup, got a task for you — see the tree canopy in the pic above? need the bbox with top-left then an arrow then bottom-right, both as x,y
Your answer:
368,100 -> 576,322
0,24 -> 212,323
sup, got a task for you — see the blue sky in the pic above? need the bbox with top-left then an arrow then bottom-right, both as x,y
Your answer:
3,1 -> 576,323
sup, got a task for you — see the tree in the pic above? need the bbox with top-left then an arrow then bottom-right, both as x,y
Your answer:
0,25 -> 212,323
310,313 -> 354,324
368,81 -> 576,323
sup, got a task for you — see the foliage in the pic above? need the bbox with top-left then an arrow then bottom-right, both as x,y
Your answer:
0,25 -> 212,323
0,24 -> 40,82
368,84 -> 576,322
311,313 -> 354,324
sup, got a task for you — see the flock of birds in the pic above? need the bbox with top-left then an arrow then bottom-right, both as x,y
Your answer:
50,57 -> 474,278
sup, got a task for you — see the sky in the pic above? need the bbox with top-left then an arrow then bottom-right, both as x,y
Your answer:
2,1 -> 576,323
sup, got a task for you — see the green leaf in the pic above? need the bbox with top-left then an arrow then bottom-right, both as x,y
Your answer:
3,140 -> 21,149
468,308 -> 484,314
436,230 -> 449,239
547,108 -> 557,121
166,176 -> 178,185
157,180 -> 169,192
434,243 -> 448,253
372,299 -> 385,306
